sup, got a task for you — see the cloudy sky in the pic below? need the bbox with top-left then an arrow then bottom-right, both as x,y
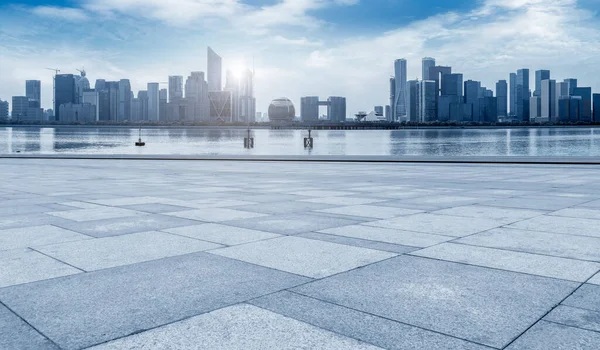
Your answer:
1,0 -> 599,115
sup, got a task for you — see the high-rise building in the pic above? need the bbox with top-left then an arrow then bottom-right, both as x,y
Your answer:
419,80 -> 436,122
516,69 -> 530,122
107,81 -> 120,121
496,80 -> 508,118
159,89 -> 168,121
389,77 -> 395,121
238,69 -> 255,123
208,91 -> 233,123
530,96 -> 541,122
54,74 -> 76,121
0,99 -> 8,119
594,93 -> 600,122
95,79 -> 106,92
558,96 -> 582,122
481,96 -> 498,123
118,79 -> 131,121
301,96 -> 319,122
572,87 -> 592,122
185,72 -> 209,121
82,89 -> 99,122
429,66 -> 452,96
26,80 -> 41,106
564,78 -> 577,96
422,57 -> 435,81
327,96 -> 347,122
168,76 -> 184,102
441,73 -> 462,97
393,59 -> 407,120
207,47 -> 222,92
147,83 -> 160,121
75,70 -> 90,104
541,79 -> 556,121
384,105 -> 391,121
137,90 -> 149,121
509,73 -> 517,117
534,70 -> 550,97
556,82 -> 569,98
374,106 -> 384,116
407,80 -> 420,122
464,80 -> 481,122
11,96 -> 29,120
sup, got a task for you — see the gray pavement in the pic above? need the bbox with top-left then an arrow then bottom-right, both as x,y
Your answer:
1,158 -> 600,349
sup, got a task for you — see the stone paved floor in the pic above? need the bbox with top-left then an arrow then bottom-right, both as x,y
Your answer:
1,159 -> 600,349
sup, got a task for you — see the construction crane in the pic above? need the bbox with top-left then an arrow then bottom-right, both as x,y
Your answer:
46,68 -> 60,118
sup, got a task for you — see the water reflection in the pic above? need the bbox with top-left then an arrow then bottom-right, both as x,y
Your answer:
1,126 -> 599,157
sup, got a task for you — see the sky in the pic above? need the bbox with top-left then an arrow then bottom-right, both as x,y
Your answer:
1,0 -> 600,115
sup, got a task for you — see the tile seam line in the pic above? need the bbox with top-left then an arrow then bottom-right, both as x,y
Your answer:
500,271 -> 600,349
283,290 -> 499,350
541,319 -> 600,335
28,247 -> 87,273
0,300 -> 64,350
3,155 -> 600,165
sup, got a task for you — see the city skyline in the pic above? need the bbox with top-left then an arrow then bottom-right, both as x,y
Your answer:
1,0 -> 599,117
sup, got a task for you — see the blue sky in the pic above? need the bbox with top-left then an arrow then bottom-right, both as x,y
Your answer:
1,0 -> 600,114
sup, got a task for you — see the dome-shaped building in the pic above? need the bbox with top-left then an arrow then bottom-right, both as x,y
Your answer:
268,98 -> 295,122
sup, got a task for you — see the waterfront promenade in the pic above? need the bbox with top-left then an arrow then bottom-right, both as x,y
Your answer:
1,158 -> 600,349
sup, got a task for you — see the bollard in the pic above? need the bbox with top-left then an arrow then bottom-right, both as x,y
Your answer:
244,128 -> 254,149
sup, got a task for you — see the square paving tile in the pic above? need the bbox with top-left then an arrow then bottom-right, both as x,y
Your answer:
0,225 -> 90,251
457,228 -> 600,262
298,232 -> 418,254
433,205 -> 546,223
589,272 -> 600,285
210,236 -> 396,278
36,231 -> 222,271
411,243 -> 600,282
300,197 -> 386,206
316,205 -> 423,219
0,252 -> 309,350
167,208 -> 268,222
505,321 -> 600,350
88,196 -> 165,206
0,304 -> 58,350
0,214 -> 70,230
250,291 -> 489,350
120,203 -> 194,214
0,205 -> 55,217
163,223 -> 280,246
53,214 -> 205,238
320,224 -> 453,248
365,213 -> 505,237
507,215 -> 600,238
292,255 -> 578,348
0,248 -> 81,288
481,196 -> 584,211
562,284 -> 600,312
88,304 -> 381,350
549,208 -> 600,220
289,190 -> 356,197
224,213 -> 363,235
544,305 -> 600,333
231,201 -> 336,215
47,207 -> 146,222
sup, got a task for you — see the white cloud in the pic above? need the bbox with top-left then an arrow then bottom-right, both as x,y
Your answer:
31,6 -> 89,21
272,35 -> 323,47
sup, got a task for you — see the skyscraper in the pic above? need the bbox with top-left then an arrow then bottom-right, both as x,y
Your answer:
185,71 -> 209,121
301,96 -> 319,122
407,80 -> 420,122
0,99 -> 8,119
593,93 -> 600,122
238,69 -> 256,123
572,87 -> 592,122
422,57 -> 435,81
137,90 -> 149,121
441,74 -> 462,97
393,59 -> 407,121
534,70 -> 550,97
429,66 -> 452,96
207,47 -> 222,92
564,78 -> 577,96
327,96 -> 347,122
26,80 -> 41,106
509,73 -> 517,117
541,79 -> 556,121
516,69 -> 530,122
159,89 -> 167,121
168,76 -> 184,102
496,80 -> 508,118
54,74 -> 76,121
420,80 -> 436,122
389,77 -> 395,121
530,96 -> 541,122
147,83 -> 160,121
118,79 -> 131,121
385,105 -> 391,121
464,80 -> 481,121
11,96 -> 29,120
